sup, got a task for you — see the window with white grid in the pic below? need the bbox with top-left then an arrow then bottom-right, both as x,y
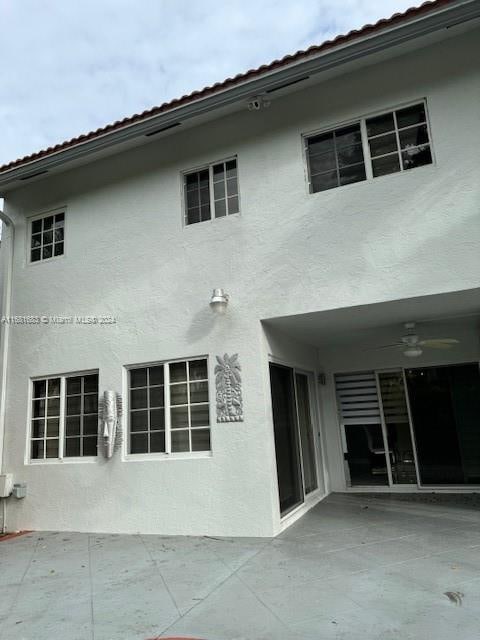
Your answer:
128,358 -> 210,455
30,211 -> 65,262
184,159 -> 239,225
30,372 -> 98,460
306,100 -> 433,193
366,102 -> 432,177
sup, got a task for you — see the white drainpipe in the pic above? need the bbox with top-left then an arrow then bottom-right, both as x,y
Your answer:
0,209 -> 15,481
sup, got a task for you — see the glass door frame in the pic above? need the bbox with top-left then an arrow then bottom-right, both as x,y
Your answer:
405,361 -> 480,490
376,368 -> 421,488
337,367 -> 421,489
338,362 -> 480,490
269,358 -> 325,518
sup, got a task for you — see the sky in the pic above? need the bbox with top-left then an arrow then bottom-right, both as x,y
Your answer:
0,0 -> 419,167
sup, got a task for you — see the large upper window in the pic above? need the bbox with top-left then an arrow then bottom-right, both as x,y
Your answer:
30,372 -> 98,460
30,211 -> 65,262
306,101 -> 433,193
184,159 -> 239,225
128,358 -> 210,455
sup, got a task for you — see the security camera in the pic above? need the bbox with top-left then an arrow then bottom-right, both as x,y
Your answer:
248,98 -> 262,111
247,96 -> 271,111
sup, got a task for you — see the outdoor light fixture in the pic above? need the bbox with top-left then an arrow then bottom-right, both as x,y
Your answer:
210,288 -> 229,314
403,346 -> 423,358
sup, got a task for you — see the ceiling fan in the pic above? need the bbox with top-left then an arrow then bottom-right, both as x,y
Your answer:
377,322 -> 460,358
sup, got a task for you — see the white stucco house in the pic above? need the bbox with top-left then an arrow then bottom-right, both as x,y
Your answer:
0,0 -> 479,537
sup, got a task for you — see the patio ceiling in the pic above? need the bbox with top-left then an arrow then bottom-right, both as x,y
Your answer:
263,287 -> 480,348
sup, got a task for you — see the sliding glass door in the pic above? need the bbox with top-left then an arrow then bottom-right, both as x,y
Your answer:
406,363 -> 480,485
336,363 -> 480,489
269,363 -> 319,516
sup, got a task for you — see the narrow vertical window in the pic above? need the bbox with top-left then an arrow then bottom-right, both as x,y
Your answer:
185,169 -> 211,225
30,212 -> 65,262
65,374 -> 99,457
184,159 -> 239,225
212,160 -> 239,218
169,358 -> 210,453
129,366 -> 165,454
31,378 -> 61,459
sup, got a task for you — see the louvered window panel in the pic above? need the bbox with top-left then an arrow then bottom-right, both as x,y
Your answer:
378,371 -> 409,424
335,372 -> 381,425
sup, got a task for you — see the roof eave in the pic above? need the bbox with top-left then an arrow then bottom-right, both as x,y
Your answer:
1,0 -> 478,192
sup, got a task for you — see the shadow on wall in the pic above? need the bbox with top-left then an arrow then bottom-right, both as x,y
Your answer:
186,305 -> 218,343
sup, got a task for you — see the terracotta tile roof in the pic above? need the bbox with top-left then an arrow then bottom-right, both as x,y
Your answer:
0,0 -> 454,174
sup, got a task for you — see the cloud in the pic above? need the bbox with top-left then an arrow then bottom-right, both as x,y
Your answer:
0,0 -> 417,165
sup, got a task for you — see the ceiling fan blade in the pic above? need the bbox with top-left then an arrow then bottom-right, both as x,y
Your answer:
419,338 -> 459,349
373,343 -> 403,350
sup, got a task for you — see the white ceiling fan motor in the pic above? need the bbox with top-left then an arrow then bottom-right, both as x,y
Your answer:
376,322 -> 459,358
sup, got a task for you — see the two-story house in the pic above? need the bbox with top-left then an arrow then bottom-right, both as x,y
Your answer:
0,0 -> 479,537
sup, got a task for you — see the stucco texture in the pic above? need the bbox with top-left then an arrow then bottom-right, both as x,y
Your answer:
1,28 -> 480,535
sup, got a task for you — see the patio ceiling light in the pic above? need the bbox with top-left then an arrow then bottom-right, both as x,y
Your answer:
403,346 -> 423,358
210,288 -> 229,314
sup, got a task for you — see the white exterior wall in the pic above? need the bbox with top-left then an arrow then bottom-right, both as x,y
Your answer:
1,29 -> 480,535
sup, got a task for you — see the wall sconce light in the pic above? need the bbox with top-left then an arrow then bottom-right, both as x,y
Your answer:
210,288 -> 229,314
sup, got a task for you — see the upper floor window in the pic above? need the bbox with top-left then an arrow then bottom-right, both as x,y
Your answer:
306,124 -> 366,193
306,101 -> 432,193
128,357 -> 210,455
30,211 -> 65,262
366,103 -> 432,177
184,159 -> 239,225
30,372 -> 98,460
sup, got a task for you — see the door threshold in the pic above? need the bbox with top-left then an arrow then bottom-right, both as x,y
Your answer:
278,491 -> 326,534
345,486 -> 480,493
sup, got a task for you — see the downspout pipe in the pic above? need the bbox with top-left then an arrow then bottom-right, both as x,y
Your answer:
0,208 -> 15,477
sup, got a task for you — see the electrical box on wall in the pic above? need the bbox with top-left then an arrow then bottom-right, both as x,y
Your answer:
12,483 -> 27,499
0,474 -> 13,497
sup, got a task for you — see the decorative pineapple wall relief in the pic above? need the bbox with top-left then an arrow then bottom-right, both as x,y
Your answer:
215,353 -> 243,422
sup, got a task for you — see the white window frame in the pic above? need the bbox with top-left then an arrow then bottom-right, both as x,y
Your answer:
182,156 -> 240,227
26,369 -> 99,464
27,207 -> 67,265
125,356 -> 213,460
303,98 -> 434,194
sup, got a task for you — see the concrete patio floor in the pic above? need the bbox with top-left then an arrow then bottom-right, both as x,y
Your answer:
1,493 -> 480,640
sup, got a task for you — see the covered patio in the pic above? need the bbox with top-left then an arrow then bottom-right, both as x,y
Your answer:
263,287 -> 480,507
1,493 -> 480,639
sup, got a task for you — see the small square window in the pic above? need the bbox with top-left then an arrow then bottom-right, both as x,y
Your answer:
29,212 -> 65,262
